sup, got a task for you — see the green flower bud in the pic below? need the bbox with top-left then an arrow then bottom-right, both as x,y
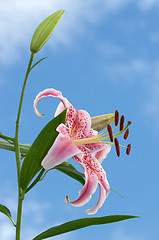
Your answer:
30,10 -> 64,53
91,113 -> 115,132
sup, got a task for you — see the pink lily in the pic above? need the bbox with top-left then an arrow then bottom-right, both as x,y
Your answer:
34,89 -> 131,214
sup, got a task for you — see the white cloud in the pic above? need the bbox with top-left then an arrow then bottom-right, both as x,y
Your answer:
0,0 -> 158,65
109,228 -> 148,240
0,0 -> 131,64
103,59 -> 151,83
0,192 -> 51,239
138,0 -> 159,10
0,219 -> 15,240
23,199 -> 50,225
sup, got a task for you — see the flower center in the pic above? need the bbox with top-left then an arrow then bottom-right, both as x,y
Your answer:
73,110 -> 131,156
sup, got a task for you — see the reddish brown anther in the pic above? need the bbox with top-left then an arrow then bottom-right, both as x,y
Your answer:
114,138 -> 120,157
126,144 -> 131,155
107,124 -> 113,142
120,115 -> 124,131
115,110 -> 119,126
124,128 -> 129,140
128,121 -> 132,125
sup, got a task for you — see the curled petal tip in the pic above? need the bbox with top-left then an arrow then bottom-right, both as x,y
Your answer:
65,196 -> 70,203
85,209 -> 97,215
36,110 -> 44,117
39,112 -> 44,117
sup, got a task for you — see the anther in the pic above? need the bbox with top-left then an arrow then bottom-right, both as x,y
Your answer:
107,124 -> 113,142
126,144 -> 131,155
115,110 -> 119,126
124,128 -> 129,140
128,121 -> 132,125
120,115 -> 124,131
114,138 -> 120,157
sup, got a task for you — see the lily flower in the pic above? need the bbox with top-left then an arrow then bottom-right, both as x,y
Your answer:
34,88 -> 131,215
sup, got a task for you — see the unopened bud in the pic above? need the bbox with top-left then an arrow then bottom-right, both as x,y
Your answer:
30,10 -> 64,53
91,113 -> 115,132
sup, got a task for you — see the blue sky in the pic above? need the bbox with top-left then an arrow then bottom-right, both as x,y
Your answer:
0,0 -> 159,239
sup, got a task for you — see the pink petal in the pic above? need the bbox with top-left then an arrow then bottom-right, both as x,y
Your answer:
56,123 -> 70,136
33,88 -> 69,117
54,102 -> 66,117
85,183 -> 107,215
66,169 -> 98,207
34,88 -> 79,133
41,124 -> 82,170
93,144 -> 111,163
73,110 -> 91,139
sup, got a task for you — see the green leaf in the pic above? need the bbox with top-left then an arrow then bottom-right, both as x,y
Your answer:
55,162 -> 85,185
33,215 -> 139,240
19,109 -> 67,191
29,57 -> 47,73
30,10 -> 64,53
0,204 -> 16,226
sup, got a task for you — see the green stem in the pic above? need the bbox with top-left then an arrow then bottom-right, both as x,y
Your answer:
0,140 -> 31,154
15,52 -> 35,240
14,52 -> 34,184
16,191 -> 25,240
0,132 -> 14,142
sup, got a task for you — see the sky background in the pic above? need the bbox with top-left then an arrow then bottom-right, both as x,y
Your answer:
0,0 -> 159,239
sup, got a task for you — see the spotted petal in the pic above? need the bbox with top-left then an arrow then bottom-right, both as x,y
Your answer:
72,110 -> 91,139
80,146 -> 110,201
69,146 -> 110,214
85,129 -> 111,163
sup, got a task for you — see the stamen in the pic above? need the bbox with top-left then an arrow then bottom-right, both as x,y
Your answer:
120,115 -> 124,131
124,128 -> 129,140
113,121 -> 131,138
126,144 -> 131,155
115,110 -> 119,126
107,124 -> 113,142
98,128 -> 108,137
114,138 -> 120,157
71,125 -> 76,136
